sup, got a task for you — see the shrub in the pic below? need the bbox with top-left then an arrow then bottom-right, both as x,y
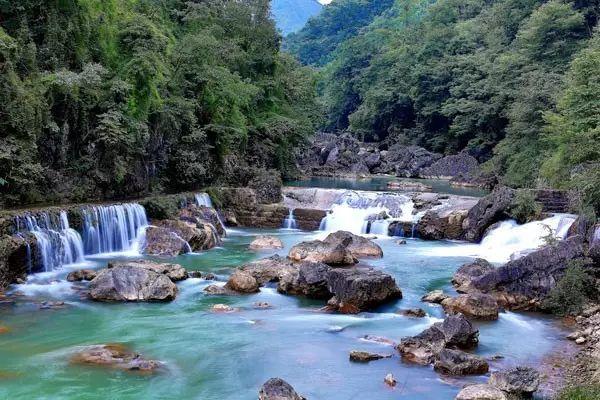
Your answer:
140,197 -> 178,220
542,261 -> 595,316
556,385 -> 600,400
509,189 -> 543,224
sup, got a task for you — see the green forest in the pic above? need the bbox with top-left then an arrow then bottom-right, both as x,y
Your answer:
0,0 -> 320,206
288,0 -> 600,214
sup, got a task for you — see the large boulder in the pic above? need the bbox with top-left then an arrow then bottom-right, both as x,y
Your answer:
380,144 -> 442,177
397,314 -> 479,365
89,265 -> 178,302
289,238 -> 357,266
488,366 -> 540,397
323,231 -> 383,258
259,378 -> 304,400
108,260 -> 188,282
239,255 -> 297,285
224,270 -> 259,293
452,259 -> 495,293
292,208 -> 327,231
467,236 -> 587,309
417,210 -> 469,240
0,234 -> 31,289
249,236 -> 284,250
326,267 -> 402,313
178,205 -> 226,236
277,261 -> 332,299
455,384 -> 508,400
71,344 -> 161,372
462,186 -> 516,242
441,293 -> 499,320
142,226 -> 190,256
143,219 -> 219,256
433,349 -> 489,375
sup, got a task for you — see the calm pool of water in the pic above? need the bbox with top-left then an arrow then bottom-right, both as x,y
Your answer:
285,176 -> 489,197
0,228 -> 565,399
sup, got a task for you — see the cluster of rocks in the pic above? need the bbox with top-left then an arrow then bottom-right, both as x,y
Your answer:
564,306 -> 600,384
297,133 -> 485,186
205,231 -> 401,314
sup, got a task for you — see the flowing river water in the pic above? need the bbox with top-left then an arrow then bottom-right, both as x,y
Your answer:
0,182 -> 572,400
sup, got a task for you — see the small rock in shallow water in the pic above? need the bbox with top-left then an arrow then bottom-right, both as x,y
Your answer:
362,335 -> 396,346
203,273 -> 216,281
384,373 -> 397,387
253,302 -> 272,309
422,290 -> 449,304
397,308 -> 426,318
349,350 -> 392,362
259,378 -> 304,400
224,270 -> 259,293
188,271 -> 202,278
211,304 -> 238,313
455,384 -> 507,400
488,366 -> 540,396
39,301 -> 65,310
575,337 -> 586,344
397,240 -> 407,245
71,344 -> 161,372
248,235 -> 284,250
67,269 -> 97,282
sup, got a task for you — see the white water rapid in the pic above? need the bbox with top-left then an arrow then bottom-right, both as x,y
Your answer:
283,209 -> 298,229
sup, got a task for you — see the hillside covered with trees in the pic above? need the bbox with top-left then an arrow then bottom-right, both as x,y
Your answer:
288,0 -> 600,215
0,0 -> 320,207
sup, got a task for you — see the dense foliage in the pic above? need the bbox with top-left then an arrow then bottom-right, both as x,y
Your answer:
542,261 -> 597,315
557,385 -> 600,400
288,0 -> 600,214
0,0 -> 320,206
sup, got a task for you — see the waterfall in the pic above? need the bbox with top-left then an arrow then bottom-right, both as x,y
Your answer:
318,192 -> 417,236
422,214 -> 577,263
283,209 -> 298,229
195,193 -> 213,208
81,203 -> 148,255
195,192 -> 227,234
14,211 -> 85,272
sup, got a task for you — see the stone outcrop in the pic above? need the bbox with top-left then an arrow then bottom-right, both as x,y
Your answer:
349,350 -> 392,362
433,349 -> 489,375
89,264 -> 178,302
452,259 -> 495,293
277,261 -> 331,299
417,209 -> 469,240
488,366 -> 540,398
289,237 -> 357,265
0,234 -> 31,289
239,255 -> 297,285
71,344 -> 161,372
462,186 -> 516,242
323,231 -> 383,258
224,270 -> 260,293
249,236 -> 284,250
465,236 -> 587,309
67,269 -> 97,282
108,260 -> 188,282
259,378 -> 304,400
144,219 -> 219,257
292,208 -> 327,231
455,384 -> 508,400
421,152 -> 481,180
397,314 -> 479,365
441,293 -> 500,320
326,267 -> 402,313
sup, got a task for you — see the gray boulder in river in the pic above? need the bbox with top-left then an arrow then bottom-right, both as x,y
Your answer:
89,264 -> 178,302
259,378 -> 305,400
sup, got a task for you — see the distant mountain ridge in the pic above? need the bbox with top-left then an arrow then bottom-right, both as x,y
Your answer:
271,0 -> 323,35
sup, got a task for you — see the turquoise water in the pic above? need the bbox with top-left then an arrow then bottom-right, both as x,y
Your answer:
0,229 -> 565,399
285,176 -> 489,197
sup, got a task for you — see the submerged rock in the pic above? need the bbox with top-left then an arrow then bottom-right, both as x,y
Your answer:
397,314 -> 479,365
441,293 -> 499,320
67,269 -> 97,282
455,384 -> 508,400
323,231 -> 383,258
326,267 -> 402,313
259,378 -> 304,400
211,304 -> 238,313
397,308 -> 427,318
349,350 -> 392,362
433,349 -> 489,375
384,373 -> 397,387
89,265 -> 178,302
71,344 -> 161,372
249,236 -> 284,250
